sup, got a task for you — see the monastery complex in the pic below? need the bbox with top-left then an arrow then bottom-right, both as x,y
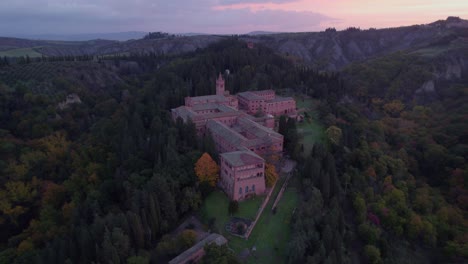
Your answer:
172,74 -> 297,200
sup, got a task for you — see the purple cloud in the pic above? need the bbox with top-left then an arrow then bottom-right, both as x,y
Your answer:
0,0 -> 335,35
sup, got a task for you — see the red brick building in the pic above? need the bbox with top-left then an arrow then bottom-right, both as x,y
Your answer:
171,74 -> 296,200
219,151 -> 266,201
237,90 -> 296,116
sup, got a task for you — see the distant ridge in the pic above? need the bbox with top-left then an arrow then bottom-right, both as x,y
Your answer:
0,16 -> 466,71
246,31 -> 282,35
6,31 -> 147,41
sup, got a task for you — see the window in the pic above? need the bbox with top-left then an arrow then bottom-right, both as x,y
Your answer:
252,185 -> 255,192
239,187 -> 242,194
245,186 -> 249,193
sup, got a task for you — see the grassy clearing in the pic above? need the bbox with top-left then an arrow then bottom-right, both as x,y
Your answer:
295,96 -> 326,155
200,176 -> 298,264
200,191 -> 263,233
228,186 -> 298,264
0,47 -> 43,58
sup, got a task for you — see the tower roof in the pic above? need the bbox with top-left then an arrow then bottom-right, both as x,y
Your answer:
217,72 -> 223,81
220,150 -> 264,167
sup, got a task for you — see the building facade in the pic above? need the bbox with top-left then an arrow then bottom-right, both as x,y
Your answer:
171,74 -> 296,200
237,90 -> 296,116
220,151 -> 266,201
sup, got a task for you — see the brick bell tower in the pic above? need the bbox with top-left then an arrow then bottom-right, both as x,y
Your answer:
216,73 -> 225,96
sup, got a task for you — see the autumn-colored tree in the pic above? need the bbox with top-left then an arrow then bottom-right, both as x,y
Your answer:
265,163 -> 278,187
325,126 -> 342,145
383,100 -> 405,117
37,131 -> 70,161
194,153 -> 219,187
177,229 -> 197,250
42,182 -> 67,209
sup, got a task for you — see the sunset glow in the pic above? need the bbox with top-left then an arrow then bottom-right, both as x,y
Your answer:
214,0 -> 468,30
0,0 -> 467,35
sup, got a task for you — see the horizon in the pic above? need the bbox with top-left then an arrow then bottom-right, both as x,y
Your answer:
1,16 -> 466,41
0,0 -> 467,37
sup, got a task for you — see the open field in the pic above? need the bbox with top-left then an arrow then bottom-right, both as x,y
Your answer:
0,47 -> 43,58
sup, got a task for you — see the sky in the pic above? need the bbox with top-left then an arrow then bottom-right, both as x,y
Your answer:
0,0 -> 467,35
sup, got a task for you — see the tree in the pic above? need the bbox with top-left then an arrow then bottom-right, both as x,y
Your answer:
202,243 -> 239,264
363,245 -> 382,264
325,126 -> 342,145
177,229 -> 197,250
228,201 -> 239,215
353,194 -> 367,223
278,115 -> 287,136
358,223 -> 381,245
383,100 -> 404,117
126,255 -> 149,264
194,153 -> 219,187
265,163 -> 278,187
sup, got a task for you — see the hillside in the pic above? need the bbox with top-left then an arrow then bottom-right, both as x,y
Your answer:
244,17 -> 468,70
1,17 -> 467,72
0,35 -> 224,58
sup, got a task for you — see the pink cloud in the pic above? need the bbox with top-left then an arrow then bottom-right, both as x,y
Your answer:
215,0 -> 468,30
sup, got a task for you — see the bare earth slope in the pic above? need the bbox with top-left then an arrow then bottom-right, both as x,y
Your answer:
1,17 -> 467,72
243,17 -> 468,70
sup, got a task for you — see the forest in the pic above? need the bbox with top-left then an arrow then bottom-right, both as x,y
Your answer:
0,38 -> 466,263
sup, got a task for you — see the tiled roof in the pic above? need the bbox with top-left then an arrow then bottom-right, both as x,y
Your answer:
174,104 -> 243,123
252,90 -> 275,95
188,94 -> 229,103
168,233 -> 227,264
206,117 -> 282,151
171,106 -> 196,121
221,150 -> 264,167
191,103 -> 237,113
201,111 -> 244,121
207,120 -> 246,147
237,91 -> 264,101
268,96 -> 295,103
237,117 -> 282,140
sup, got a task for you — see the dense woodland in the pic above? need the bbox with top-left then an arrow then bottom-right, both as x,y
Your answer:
0,38 -> 466,263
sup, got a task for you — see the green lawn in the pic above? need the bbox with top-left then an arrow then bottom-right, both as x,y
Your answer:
200,178 -> 298,264
295,96 -> 326,155
228,188 -> 298,264
0,47 -> 43,58
200,191 -> 263,233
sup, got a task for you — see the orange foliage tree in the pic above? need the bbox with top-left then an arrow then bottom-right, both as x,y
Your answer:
194,153 -> 219,187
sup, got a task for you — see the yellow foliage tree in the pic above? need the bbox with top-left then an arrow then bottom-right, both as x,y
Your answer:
265,163 -> 278,187
194,153 -> 219,187
17,238 -> 34,253
325,125 -> 342,145
383,100 -> 405,117
37,131 -> 71,162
